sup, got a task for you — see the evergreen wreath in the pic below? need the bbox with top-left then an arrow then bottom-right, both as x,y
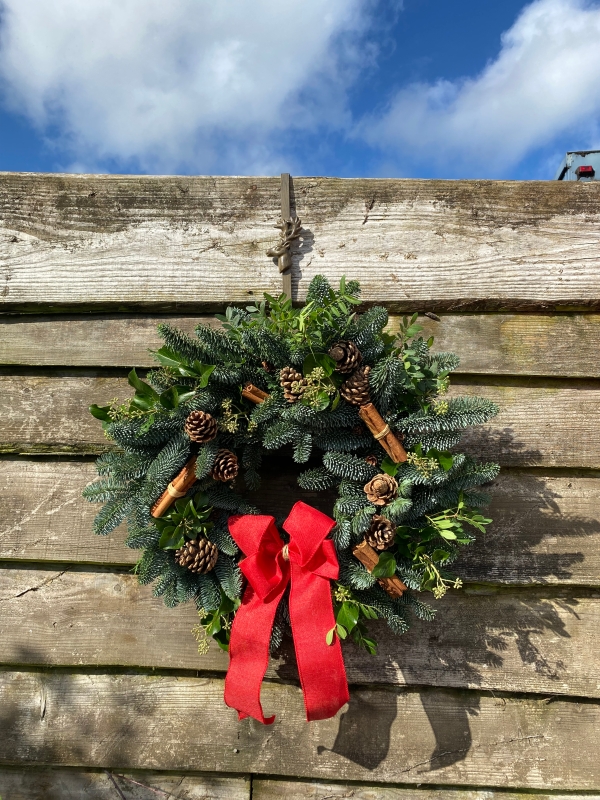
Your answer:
85,275 -> 499,656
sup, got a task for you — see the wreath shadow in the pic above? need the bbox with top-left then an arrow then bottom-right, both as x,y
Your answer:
256,422 -> 594,771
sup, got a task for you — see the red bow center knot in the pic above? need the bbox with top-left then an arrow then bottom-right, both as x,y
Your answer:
224,501 -> 349,723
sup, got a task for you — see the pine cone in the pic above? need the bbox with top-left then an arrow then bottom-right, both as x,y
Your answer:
364,473 -> 398,506
341,365 -> 371,406
329,341 -> 362,374
184,410 -> 218,443
175,538 -> 218,574
211,449 -> 239,482
280,366 -> 307,403
261,360 -> 274,373
365,515 -> 396,550
364,454 -> 378,467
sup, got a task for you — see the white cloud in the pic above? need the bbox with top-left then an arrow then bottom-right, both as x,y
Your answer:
0,0 -> 372,173
362,0 -> 600,175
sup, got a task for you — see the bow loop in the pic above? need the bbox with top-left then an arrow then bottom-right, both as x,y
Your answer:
225,502 -> 349,724
283,501 -> 337,567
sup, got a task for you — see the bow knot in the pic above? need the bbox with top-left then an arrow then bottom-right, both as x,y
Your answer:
224,501 -> 349,724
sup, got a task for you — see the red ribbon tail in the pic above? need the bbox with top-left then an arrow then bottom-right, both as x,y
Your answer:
290,564 -> 350,721
224,583 -> 281,725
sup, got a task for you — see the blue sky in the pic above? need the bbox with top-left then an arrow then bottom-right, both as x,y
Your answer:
0,0 -> 599,179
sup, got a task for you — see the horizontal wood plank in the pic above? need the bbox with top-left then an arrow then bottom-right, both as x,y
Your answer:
2,174 -> 600,312
3,313 -> 600,378
0,767 -> 248,800
1,375 -> 599,467
2,461 -> 600,586
0,670 -> 598,789
253,779 -> 600,800
2,568 -> 599,698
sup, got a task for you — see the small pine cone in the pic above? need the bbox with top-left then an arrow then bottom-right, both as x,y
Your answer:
184,410 -> 218,443
211,449 -> 239,482
364,454 -> 378,467
341,365 -> 371,406
352,424 -> 366,436
280,366 -> 307,403
365,515 -> 396,551
175,538 -> 218,574
329,341 -> 362,374
261,360 -> 274,373
364,473 -> 398,506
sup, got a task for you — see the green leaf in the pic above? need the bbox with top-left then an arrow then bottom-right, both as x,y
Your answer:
325,627 -> 335,646
303,352 -> 337,377
336,623 -> 348,639
131,395 -> 153,411
381,456 -> 399,477
159,386 -> 179,409
151,347 -> 185,370
331,391 -> 340,411
437,451 -> 454,471
138,413 -> 155,433
128,368 -> 158,399
372,551 -> 397,578
337,602 -> 359,632
158,528 -> 184,550
432,549 -> 451,562
89,404 -> 112,421
439,529 -> 458,540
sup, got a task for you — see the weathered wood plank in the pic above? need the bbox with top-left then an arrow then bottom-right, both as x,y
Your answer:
1,375 -> 599,466
3,313 -> 600,378
2,461 -> 599,586
253,779 -> 600,800
0,767 -> 249,800
2,568 -> 599,698
2,174 -> 600,312
0,670 -> 598,788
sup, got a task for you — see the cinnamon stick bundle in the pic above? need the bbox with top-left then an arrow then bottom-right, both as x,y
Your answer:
151,457 -> 198,518
353,540 -> 407,599
242,383 -> 270,404
359,403 -> 407,463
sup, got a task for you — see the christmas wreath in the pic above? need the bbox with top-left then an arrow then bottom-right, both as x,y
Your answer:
85,275 -> 499,722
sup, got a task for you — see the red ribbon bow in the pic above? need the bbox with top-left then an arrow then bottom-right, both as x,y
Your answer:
224,501 -> 349,724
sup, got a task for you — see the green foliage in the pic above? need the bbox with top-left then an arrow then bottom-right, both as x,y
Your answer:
154,495 -> 213,550
85,274 -> 500,653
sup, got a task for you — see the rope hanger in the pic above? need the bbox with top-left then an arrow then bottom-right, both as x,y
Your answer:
266,173 -> 301,300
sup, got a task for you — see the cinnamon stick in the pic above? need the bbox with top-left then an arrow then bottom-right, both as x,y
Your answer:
151,457 -> 198,518
353,540 -> 407,599
242,383 -> 270,404
359,403 -> 407,463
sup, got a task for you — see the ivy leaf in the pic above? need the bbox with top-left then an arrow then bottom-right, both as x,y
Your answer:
381,457 -> 399,477
89,404 -> 111,421
158,527 -> 184,550
303,352 -> 337,377
128,368 -> 158,399
325,627 -> 336,646
372,551 -> 397,578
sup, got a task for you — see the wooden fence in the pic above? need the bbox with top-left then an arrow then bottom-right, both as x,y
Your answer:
1,173 -> 600,799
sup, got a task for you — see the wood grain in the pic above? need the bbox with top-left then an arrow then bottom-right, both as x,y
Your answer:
2,375 -> 600,466
2,567 -> 600,698
2,461 -> 600,586
4,313 -> 600,378
0,767 -> 249,800
1,670 -> 598,789
253,779 -> 600,800
2,174 -> 600,312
